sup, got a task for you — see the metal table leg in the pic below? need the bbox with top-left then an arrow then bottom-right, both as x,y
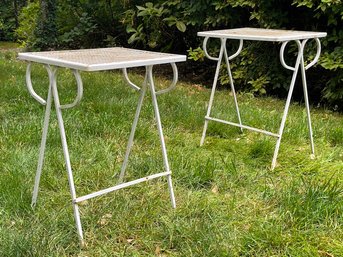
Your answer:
26,64 -> 84,242
200,37 -> 244,146
273,38 -> 322,169
201,37 -> 321,169
146,65 -> 176,208
26,62 -> 177,243
119,64 -> 177,207
30,64 -> 53,208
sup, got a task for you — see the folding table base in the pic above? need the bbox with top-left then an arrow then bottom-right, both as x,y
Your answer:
200,36 -> 322,169
27,64 -> 176,244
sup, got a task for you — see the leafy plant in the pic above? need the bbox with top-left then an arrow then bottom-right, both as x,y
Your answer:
292,0 -> 343,109
58,12 -> 98,49
124,2 -> 187,50
31,0 -> 58,50
187,47 -> 205,61
15,1 -> 40,48
3,0 -> 343,108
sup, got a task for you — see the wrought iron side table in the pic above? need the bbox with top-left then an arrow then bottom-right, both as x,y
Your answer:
198,27 -> 326,169
18,47 -> 186,243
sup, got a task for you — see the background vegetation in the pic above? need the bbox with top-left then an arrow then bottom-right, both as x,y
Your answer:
0,0 -> 342,109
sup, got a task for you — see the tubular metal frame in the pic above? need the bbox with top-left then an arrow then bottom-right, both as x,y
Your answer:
26,63 -> 177,244
200,37 -> 322,170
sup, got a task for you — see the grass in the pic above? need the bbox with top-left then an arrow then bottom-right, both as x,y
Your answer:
0,41 -> 20,50
0,45 -> 342,256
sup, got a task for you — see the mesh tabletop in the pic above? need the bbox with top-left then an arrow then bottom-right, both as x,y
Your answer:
18,47 -> 186,71
198,27 -> 327,41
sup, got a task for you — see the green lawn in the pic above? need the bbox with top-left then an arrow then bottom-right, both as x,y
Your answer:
0,42 -> 19,50
0,46 -> 342,256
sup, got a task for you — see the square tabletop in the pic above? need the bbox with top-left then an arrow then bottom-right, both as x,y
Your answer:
197,27 -> 327,42
18,47 -> 186,71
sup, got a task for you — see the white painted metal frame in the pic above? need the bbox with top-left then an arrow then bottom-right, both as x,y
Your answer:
199,29 -> 325,169
24,59 -> 179,244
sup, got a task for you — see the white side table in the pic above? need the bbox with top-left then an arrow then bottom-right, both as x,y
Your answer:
18,47 -> 186,243
198,27 -> 327,169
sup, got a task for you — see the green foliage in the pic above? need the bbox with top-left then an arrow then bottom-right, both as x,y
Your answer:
0,0 -> 26,41
32,0 -> 58,50
291,0 -> 343,109
322,72 -> 343,107
123,2 -> 188,50
15,1 -> 40,48
126,2 -> 168,48
54,0 -> 135,49
5,0 -> 343,108
58,12 -> 98,49
0,20 -> 4,30
187,47 -> 205,61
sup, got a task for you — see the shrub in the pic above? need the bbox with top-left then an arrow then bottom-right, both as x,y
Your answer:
31,0 -> 58,50
11,0 -> 343,109
15,1 -> 40,48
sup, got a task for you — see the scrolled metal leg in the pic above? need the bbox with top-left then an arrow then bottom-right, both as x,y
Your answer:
224,39 -> 243,132
147,65 -> 176,208
28,64 -> 85,242
203,37 -> 220,61
119,65 -> 176,207
119,73 -> 148,182
200,39 -> 226,146
300,42 -> 315,156
122,68 -> 142,91
156,63 -> 178,95
201,38 -> 244,145
59,69 -> 84,110
31,65 -> 54,207
50,67 -> 84,242
301,38 -> 321,157
30,66 -> 85,207
273,38 -> 320,169
122,62 -> 178,95
26,62 -> 47,105
272,40 -> 304,170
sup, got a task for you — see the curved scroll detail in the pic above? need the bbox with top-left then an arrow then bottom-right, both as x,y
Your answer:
122,68 -> 141,91
280,41 -> 297,71
305,38 -> 321,70
280,38 -> 321,71
203,37 -> 243,62
228,39 -> 243,60
26,64 -> 83,109
59,69 -> 84,109
156,63 -> 178,95
26,62 -> 47,105
203,37 -> 220,61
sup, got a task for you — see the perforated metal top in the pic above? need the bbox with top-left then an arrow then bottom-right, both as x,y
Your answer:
198,27 -> 327,42
18,47 -> 186,71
